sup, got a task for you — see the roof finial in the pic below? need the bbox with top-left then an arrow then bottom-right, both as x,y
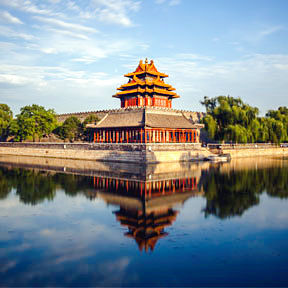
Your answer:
145,58 -> 148,64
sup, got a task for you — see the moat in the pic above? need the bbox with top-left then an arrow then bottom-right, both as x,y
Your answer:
0,156 -> 288,287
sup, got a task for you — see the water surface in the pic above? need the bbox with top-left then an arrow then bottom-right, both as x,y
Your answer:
0,156 -> 288,287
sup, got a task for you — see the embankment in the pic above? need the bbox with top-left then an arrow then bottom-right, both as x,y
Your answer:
222,147 -> 288,158
0,142 -> 286,163
0,142 -> 208,163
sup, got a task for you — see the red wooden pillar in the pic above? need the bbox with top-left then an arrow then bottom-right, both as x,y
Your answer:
126,130 -> 128,143
93,132 -> 96,143
184,130 -> 186,143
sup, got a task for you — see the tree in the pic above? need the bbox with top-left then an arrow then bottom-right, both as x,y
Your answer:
10,104 -> 57,142
201,96 -> 260,143
265,107 -> 288,142
58,116 -> 82,142
83,114 -> 99,126
203,114 -> 217,139
83,114 -> 100,140
0,104 -> 13,140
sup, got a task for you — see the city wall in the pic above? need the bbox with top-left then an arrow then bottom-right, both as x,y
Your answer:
0,142 -> 287,163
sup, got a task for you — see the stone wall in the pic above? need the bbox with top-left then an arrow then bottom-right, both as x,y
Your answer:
222,147 -> 288,158
57,110 -> 109,123
0,142 -> 208,163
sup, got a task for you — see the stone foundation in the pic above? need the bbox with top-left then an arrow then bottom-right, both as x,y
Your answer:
221,147 -> 288,158
0,142 -> 208,163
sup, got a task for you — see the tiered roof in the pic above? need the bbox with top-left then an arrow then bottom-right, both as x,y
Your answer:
86,107 -> 202,129
113,59 -> 179,100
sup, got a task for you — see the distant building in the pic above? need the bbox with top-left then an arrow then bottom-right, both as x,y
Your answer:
87,59 -> 203,143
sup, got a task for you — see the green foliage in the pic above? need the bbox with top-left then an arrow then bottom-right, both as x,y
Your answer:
82,114 -> 99,139
83,114 -> 99,126
0,166 -> 94,204
58,116 -> 82,142
0,104 -> 13,140
201,166 -> 288,219
10,104 -> 57,142
203,114 -> 217,139
201,96 -> 287,143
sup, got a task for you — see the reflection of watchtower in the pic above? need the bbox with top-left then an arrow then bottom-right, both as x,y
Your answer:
115,207 -> 178,252
93,174 -> 202,252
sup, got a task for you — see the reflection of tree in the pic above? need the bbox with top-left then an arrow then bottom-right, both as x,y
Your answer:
0,167 -> 94,205
52,173 -> 93,197
0,168 -> 13,199
0,167 -> 56,205
265,167 -> 288,199
15,170 -> 56,205
201,165 -> 288,219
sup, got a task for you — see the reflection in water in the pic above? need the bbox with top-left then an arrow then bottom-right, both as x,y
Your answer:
0,158 -> 288,218
202,164 -> 288,219
0,156 -> 287,249
0,156 -> 288,286
93,176 -> 199,252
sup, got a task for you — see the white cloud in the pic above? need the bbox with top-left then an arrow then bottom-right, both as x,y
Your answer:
0,10 -> 23,24
259,25 -> 283,37
43,27 -> 90,40
91,0 -> 141,27
153,53 -> 288,112
169,0 -> 181,6
0,25 -> 34,40
155,0 -> 181,6
176,53 -> 213,61
0,0 -> 59,16
34,16 -> 98,34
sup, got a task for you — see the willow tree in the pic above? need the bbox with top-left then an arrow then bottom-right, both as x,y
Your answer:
0,104 -> 13,141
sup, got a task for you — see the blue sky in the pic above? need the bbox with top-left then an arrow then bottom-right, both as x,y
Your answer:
0,0 -> 287,115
